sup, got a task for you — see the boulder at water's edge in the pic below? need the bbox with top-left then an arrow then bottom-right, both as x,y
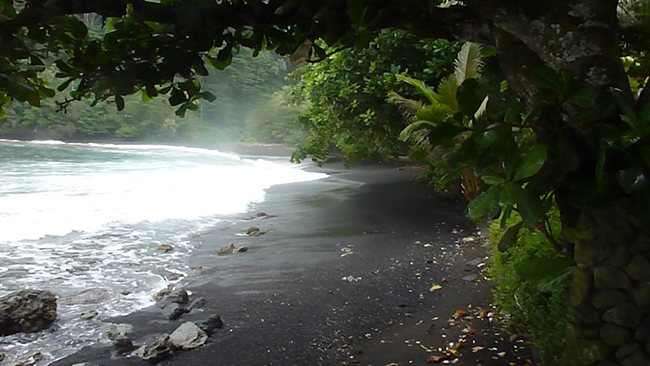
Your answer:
0,290 -> 57,335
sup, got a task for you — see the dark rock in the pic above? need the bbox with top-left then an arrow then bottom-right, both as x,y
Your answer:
218,243 -> 248,255
188,297 -> 205,310
592,290 -> 627,309
603,304 -> 641,328
462,274 -> 478,282
568,323 -> 601,340
595,360 -> 619,366
113,335 -> 135,353
198,315 -> 224,336
575,242 -> 607,267
157,244 -> 173,253
635,317 -> 650,344
154,286 -> 173,302
620,350 -> 645,366
633,282 -> 650,308
594,266 -> 632,290
80,310 -> 98,320
168,289 -> 189,305
601,322 -> 631,346
218,243 -> 236,255
161,303 -> 189,320
563,339 -> 609,365
99,323 -> 133,344
616,342 -> 640,359
169,322 -> 207,350
60,288 -> 111,305
0,353 -> 4,362
245,227 -> 260,235
248,230 -> 268,237
570,303 -> 602,325
0,290 -> 57,336
571,267 -> 593,307
137,334 -> 173,362
625,255 -> 650,282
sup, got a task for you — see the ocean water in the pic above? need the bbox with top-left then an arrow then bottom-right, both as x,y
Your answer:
0,140 -> 327,364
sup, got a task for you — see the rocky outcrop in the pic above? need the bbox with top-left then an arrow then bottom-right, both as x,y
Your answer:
137,334 -> 173,362
198,315 -> 224,336
218,243 -> 248,255
161,303 -> 189,320
246,227 -> 268,237
168,322 -> 207,350
0,290 -> 57,336
99,323 -> 133,344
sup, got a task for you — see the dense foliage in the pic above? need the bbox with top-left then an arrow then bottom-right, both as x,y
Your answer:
289,30 -> 459,163
489,210 -> 569,364
0,48 -> 290,142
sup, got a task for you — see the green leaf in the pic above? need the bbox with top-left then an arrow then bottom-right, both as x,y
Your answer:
115,95 -> 125,111
516,257 -> 574,282
175,104 -> 188,118
513,144 -> 547,181
533,67 -> 563,91
498,222 -> 523,252
66,16 -> 88,40
456,78 -> 481,117
518,191 -> 545,227
570,88 -> 597,108
26,90 -> 40,107
141,90 -> 153,103
481,172 -> 505,185
346,0 -> 366,25
467,186 -> 501,221
197,91 -> 217,102
192,58 -> 209,76
500,182 -> 525,206
169,88 -> 186,106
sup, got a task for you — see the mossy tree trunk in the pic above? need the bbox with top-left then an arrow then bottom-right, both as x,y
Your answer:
460,1 -> 650,364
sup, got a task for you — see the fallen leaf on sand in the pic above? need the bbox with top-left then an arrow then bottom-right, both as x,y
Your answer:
451,309 -> 469,319
430,285 -> 443,292
427,354 -> 449,363
472,346 -> 486,353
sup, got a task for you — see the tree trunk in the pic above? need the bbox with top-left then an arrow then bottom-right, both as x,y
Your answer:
463,1 -> 650,363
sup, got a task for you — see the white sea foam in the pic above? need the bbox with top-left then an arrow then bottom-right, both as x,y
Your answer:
0,140 -> 327,365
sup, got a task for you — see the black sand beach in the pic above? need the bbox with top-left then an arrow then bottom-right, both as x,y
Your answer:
51,151 -> 532,366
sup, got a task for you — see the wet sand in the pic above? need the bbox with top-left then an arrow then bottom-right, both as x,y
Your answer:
52,155 -> 531,366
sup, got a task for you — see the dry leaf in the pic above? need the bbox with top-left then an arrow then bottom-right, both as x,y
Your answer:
451,309 -> 469,318
472,346 -> 485,353
427,354 -> 449,363
430,285 -> 443,292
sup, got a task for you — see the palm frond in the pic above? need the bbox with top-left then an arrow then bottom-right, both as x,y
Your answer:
396,74 -> 439,105
454,42 -> 484,84
387,91 -> 425,119
416,103 -> 452,123
399,120 -> 437,147
437,76 -> 459,111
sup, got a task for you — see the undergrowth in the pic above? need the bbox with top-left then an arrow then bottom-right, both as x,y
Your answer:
488,210 -> 570,365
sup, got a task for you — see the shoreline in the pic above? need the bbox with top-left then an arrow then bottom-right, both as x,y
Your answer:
46,155 -> 533,366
